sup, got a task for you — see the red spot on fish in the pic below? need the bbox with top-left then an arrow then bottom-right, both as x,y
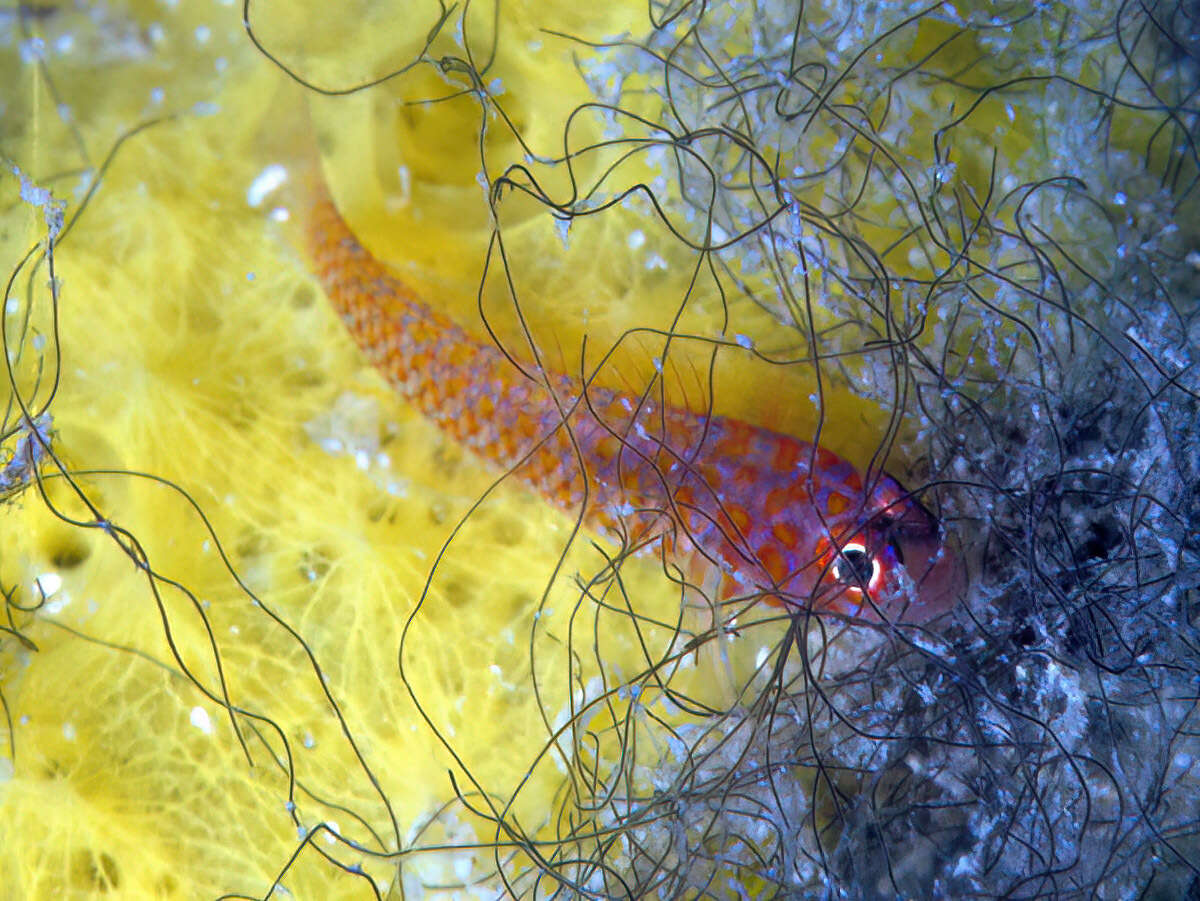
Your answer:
771,437 -> 803,473
772,520 -> 801,550
757,544 -> 789,585
724,503 -> 752,536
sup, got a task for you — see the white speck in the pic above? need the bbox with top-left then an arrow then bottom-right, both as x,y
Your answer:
652,356 -> 663,373
147,22 -> 165,42
34,572 -> 62,598
645,252 -> 668,270
270,206 -> 289,222
149,86 -> 165,105
195,24 -> 211,43
391,165 -> 411,209
489,664 -> 503,677
455,852 -> 473,882
44,592 -> 70,615
5,297 -> 18,314
19,37 -> 46,63
1113,191 -> 1127,206
555,217 -> 571,249
54,33 -> 75,54
62,722 -> 76,741
627,229 -> 645,249
15,169 -> 63,236
527,39 -> 542,52
303,732 -> 315,749
930,161 -> 956,185
734,333 -> 753,349
952,853 -> 978,877
755,646 -> 770,670
190,707 -> 214,734
247,164 -> 288,208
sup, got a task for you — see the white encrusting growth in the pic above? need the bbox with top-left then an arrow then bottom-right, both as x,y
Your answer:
189,707 -> 214,735
246,164 -> 288,208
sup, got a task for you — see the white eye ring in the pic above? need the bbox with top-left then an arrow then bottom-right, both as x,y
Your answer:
832,542 -> 882,593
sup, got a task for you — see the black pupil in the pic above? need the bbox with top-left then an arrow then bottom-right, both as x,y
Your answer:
835,547 -> 873,585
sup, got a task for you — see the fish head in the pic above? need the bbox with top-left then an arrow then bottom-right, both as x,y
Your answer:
805,473 -> 964,623
678,428 -> 963,624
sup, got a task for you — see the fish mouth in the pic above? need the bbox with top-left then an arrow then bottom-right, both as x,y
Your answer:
881,497 -> 967,622
895,533 -> 967,621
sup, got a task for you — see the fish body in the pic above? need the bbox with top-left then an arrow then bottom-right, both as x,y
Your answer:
307,193 -> 960,621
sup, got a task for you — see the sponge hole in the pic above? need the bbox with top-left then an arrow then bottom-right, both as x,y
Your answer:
442,575 -> 479,610
45,532 -> 92,570
70,849 -> 120,892
291,284 -> 318,310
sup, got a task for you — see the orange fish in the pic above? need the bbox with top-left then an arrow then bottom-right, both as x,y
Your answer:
306,188 -> 962,623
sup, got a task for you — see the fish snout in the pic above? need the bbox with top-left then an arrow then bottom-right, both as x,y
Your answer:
884,523 -> 966,622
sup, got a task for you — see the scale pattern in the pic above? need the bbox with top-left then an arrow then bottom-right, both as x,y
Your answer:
306,191 -> 954,617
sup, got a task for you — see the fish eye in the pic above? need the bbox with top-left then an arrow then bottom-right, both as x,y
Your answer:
832,542 -> 879,589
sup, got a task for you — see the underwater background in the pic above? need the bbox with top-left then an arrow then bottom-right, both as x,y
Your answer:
1,0 -> 1197,897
